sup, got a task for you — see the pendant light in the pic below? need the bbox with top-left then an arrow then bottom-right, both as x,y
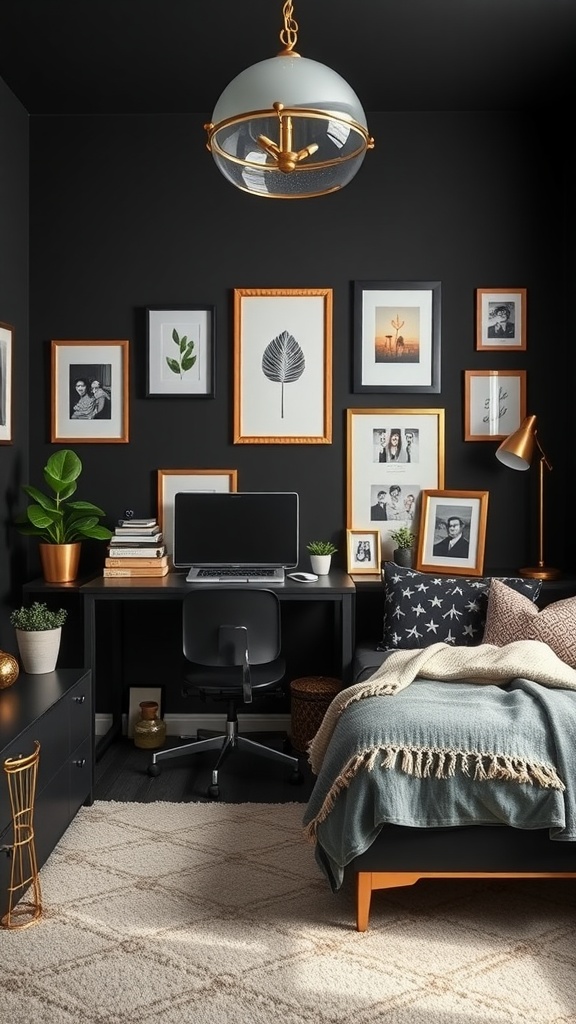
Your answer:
204,1 -> 374,199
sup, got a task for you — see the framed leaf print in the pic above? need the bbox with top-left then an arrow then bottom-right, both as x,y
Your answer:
146,306 -> 215,397
233,288 -> 333,444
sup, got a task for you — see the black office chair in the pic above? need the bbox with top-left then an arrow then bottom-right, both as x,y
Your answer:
148,588 -> 302,799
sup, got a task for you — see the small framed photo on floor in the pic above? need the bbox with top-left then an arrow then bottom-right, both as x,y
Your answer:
51,339 -> 129,443
346,528 -> 381,574
416,489 -> 489,577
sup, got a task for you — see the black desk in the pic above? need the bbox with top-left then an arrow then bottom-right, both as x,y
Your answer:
79,570 -> 355,756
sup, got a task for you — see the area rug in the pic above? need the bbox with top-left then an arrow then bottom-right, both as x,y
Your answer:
1,801 -> 576,1024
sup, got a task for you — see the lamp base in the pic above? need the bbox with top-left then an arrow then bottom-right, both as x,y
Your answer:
519,566 -> 561,580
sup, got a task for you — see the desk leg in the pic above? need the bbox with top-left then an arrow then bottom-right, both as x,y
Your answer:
84,596 -> 122,761
341,593 -> 354,684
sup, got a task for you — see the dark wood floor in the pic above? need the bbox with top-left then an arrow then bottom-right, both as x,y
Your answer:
94,731 -> 317,804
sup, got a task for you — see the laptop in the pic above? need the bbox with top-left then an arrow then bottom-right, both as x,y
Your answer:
173,491 -> 299,583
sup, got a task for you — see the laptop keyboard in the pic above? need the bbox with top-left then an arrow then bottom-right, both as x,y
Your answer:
197,568 -> 274,578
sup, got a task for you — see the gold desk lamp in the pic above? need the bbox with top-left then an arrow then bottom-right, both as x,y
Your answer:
495,414 -> 560,580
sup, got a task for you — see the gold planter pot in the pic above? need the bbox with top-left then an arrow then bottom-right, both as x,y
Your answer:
39,543 -> 81,583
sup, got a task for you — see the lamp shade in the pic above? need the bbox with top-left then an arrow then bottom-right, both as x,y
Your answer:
495,414 -> 537,471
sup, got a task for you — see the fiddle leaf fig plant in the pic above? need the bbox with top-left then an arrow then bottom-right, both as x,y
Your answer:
15,449 -> 113,544
306,540 -> 338,556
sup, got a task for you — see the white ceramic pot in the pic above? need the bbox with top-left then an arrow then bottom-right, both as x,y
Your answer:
15,627 -> 62,674
310,554 -> 331,576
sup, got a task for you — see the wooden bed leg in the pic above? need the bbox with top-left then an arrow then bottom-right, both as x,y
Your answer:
356,872 -> 372,932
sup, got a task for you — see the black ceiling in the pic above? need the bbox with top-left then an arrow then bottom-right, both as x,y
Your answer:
0,0 -> 575,116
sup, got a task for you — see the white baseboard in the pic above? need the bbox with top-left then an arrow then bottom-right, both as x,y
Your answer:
95,712 -> 291,738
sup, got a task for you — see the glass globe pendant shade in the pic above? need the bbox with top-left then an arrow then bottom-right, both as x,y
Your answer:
204,10 -> 374,199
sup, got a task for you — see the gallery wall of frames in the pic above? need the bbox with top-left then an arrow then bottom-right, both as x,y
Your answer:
1,101 -> 574,676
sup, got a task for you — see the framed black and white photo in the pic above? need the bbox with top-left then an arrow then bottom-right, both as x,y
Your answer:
0,320 -> 13,444
464,369 -> 526,441
416,489 -> 489,577
233,288 -> 332,443
146,306 -> 215,397
347,408 -> 445,562
476,288 -> 527,351
157,468 -> 238,556
353,280 -> 441,393
51,340 -> 129,443
346,528 -> 381,574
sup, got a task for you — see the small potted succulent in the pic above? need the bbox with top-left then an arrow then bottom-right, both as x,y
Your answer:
10,601 -> 68,674
389,525 -> 417,568
306,539 -> 337,576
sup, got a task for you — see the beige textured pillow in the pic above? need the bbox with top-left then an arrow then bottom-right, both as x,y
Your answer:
483,578 -> 576,668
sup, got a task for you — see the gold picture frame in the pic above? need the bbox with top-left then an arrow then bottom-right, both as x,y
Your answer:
51,339 -> 129,443
233,287 -> 333,444
346,528 -> 382,574
415,489 -> 489,577
157,468 -> 238,556
476,288 -> 527,351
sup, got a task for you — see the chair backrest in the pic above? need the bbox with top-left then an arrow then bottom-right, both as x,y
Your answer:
182,589 -> 281,667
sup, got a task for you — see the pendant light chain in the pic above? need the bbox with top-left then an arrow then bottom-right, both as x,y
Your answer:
279,1 -> 299,53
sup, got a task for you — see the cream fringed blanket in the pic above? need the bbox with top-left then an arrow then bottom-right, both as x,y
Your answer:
308,639 -> 576,775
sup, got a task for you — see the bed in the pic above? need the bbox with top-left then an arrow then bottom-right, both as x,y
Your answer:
303,570 -> 576,930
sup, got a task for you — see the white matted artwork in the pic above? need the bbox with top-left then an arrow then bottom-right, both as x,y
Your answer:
416,489 -> 489,577
464,369 -> 526,441
346,528 -> 381,574
0,320 -> 13,444
157,469 -> 238,556
146,306 -> 215,397
476,288 -> 527,351
233,288 -> 332,443
347,408 -> 445,562
51,339 -> 129,443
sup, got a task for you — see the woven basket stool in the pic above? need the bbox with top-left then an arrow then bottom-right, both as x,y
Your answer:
290,676 -> 341,753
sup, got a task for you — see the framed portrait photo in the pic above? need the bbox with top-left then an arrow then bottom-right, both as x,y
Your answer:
416,489 -> 489,577
157,468 -> 238,556
51,340 -> 129,443
233,288 -> 332,444
464,369 -> 526,441
0,320 -> 14,444
346,528 -> 381,574
146,306 -> 215,397
476,288 -> 527,351
353,280 -> 441,393
346,408 -> 445,563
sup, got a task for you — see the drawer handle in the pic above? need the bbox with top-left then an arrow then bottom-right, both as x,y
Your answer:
74,758 -> 87,768
74,695 -> 86,704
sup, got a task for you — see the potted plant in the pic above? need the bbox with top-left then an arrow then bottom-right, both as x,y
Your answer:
10,601 -> 68,674
306,540 -> 337,576
389,525 -> 417,568
15,449 -> 113,582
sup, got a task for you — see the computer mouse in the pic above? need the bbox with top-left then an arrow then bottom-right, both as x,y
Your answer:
287,572 -> 319,582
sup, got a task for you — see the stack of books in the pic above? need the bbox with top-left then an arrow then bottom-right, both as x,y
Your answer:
103,518 -> 169,577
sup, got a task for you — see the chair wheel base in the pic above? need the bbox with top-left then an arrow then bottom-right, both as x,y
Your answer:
208,784 -> 220,800
147,764 -> 161,777
289,769 -> 304,785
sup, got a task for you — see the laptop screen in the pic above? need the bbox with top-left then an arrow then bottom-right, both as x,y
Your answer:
173,491 -> 299,569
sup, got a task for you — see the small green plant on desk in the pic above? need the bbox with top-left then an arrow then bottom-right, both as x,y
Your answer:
388,526 -> 416,550
10,602 -> 68,631
306,540 -> 338,556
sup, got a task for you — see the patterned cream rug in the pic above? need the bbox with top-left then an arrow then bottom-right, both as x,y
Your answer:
1,800 -> 575,1024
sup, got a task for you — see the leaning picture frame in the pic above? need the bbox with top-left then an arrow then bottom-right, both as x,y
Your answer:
0,320 -> 14,444
415,489 -> 489,577
346,528 -> 381,574
476,288 -> 527,351
233,287 -> 333,443
146,306 -> 215,397
157,468 -> 238,557
464,369 -> 526,441
51,339 -> 129,443
353,280 -> 441,393
346,408 -> 445,563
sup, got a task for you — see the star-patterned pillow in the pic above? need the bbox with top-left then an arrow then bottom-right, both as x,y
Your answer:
379,562 -> 542,651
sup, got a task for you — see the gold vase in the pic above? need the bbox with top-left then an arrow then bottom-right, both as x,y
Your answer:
133,701 -> 166,750
39,542 -> 81,583
0,650 -> 19,688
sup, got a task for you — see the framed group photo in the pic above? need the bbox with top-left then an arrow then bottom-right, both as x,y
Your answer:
416,489 -> 489,577
233,288 -> 332,444
146,306 -> 215,397
157,468 -> 238,556
464,369 -> 526,441
476,288 -> 527,351
51,340 -> 129,443
353,280 -> 441,393
346,408 -> 445,562
0,320 -> 13,444
346,528 -> 382,574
